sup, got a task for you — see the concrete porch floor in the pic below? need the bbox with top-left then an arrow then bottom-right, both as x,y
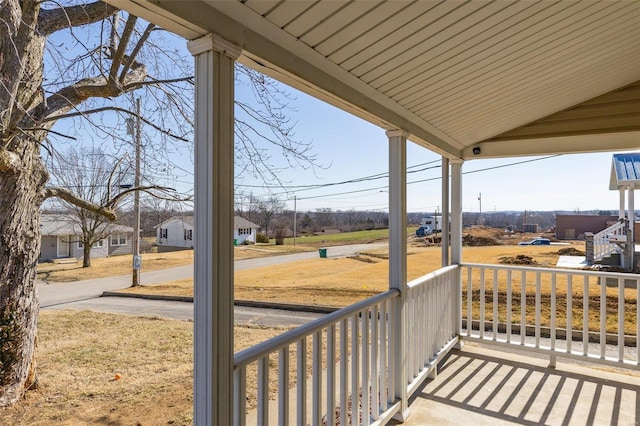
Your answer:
394,343 -> 640,426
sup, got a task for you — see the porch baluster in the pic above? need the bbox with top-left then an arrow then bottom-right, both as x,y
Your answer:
618,278 -> 625,362
583,276 -> 589,356
601,277 -> 607,359
326,326 -> 335,426
278,347 -> 289,426
480,268 -> 485,339
521,271 -> 526,345
567,275 -> 573,354
493,269 -> 498,341
339,319 -> 348,426
506,270 -> 512,343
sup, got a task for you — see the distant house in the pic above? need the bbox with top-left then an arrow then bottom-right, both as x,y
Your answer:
555,214 -> 619,240
156,215 -> 260,251
234,216 -> 260,245
39,214 -> 134,262
156,215 -> 195,251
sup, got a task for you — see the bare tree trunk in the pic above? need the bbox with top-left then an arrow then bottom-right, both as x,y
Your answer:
82,244 -> 92,268
0,144 -> 46,406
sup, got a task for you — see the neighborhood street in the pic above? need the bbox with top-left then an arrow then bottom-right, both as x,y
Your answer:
38,242 -> 385,326
43,296 -> 325,326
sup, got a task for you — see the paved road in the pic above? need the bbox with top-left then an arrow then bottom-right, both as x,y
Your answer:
38,242 -> 386,308
38,242 -> 385,324
42,296 -> 325,327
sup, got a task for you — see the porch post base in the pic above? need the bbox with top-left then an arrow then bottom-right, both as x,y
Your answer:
454,338 -> 465,350
548,354 -> 557,369
428,367 -> 438,380
392,408 -> 411,423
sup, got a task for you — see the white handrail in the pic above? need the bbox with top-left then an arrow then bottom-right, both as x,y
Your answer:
406,265 -> 460,397
593,219 -> 626,261
234,289 -> 400,426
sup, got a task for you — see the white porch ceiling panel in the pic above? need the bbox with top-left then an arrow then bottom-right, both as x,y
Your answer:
107,0 -> 640,160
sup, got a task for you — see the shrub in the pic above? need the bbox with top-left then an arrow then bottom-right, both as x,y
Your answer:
255,233 -> 269,243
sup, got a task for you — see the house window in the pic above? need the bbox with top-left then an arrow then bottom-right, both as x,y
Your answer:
79,240 -> 103,248
184,229 -> 193,240
160,228 -> 168,239
238,228 -> 251,235
111,234 -> 127,246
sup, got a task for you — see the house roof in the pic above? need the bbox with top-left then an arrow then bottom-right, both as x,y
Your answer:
155,215 -> 194,228
234,216 -> 259,230
105,0 -> 640,160
609,152 -> 640,190
40,214 -> 134,236
157,215 -> 259,229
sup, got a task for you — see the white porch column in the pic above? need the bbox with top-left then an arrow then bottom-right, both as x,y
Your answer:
441,157 -> 450,267
451,161 -> 463,265
451,160 -> 464,344
628,187 -> 635,269
188,34 -> 241,426
619,188 -> 626,219
386,129 -> 410,421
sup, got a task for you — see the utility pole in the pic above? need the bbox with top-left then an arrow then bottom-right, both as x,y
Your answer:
130,98 -> 142,287
478,192 -> 482,225
293,195 -> 297,246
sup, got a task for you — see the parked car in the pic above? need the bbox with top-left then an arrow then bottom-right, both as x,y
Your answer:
416,226 -> 433,237
518,237 -> 551,246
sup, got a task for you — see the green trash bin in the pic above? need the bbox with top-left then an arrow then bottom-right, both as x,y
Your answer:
318,248 -> 327,258
234,239 -> 238,246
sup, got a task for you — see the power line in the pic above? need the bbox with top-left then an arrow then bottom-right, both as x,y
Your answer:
282,155 -> 563,201
235,159 -> 441,194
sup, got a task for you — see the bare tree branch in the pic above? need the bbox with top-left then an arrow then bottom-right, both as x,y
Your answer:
106,185 -> 191,208
106,155 -> 127,203
120,23 -> 154,80
35,59 -> 147,124
37,1 -> 118,36
44,186 -> 117,221
107,14 -> 136,89
35,106 -> 190,142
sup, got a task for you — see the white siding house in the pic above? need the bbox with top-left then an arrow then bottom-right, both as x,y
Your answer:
156,215 -> 259,250
39,214 -> 133,262
156,215 -> 195,250
234,216 -> 259,245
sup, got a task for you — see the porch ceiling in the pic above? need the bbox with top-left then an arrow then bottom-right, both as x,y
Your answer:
107,0 -> 640,160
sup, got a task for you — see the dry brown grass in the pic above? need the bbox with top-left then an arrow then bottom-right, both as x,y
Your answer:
462,265 -> 639,334
120,244 -> 580,307
5,241 -> 636,423
37,244 -> 314,283
1,310 -> 291,425
118,242 -> 638,333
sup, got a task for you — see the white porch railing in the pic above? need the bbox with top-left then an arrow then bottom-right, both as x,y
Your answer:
233,265 -> 461,425
593,219 -> 626,262
461,263 -> 640,369
234,289 -> 401,426
406,265 -> 460,396
233,263 -> 639,425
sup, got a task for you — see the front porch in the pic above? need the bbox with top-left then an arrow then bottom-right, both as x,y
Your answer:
102,1 -> 640,424
397,343 -> 639,426
234,264 -> 640,425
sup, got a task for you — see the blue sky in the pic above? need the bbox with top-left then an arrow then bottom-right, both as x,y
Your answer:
46,24 -> 635,216
236,80 -> 631,214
